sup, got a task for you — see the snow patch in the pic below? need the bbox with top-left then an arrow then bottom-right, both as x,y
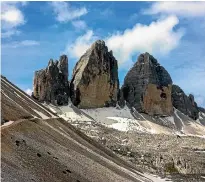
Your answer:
174,109 -> 184,132
33,109 -> 50,119
60,111 -> 92,122
199,112 -> 205,120
82,105 -> 135,124
195,150 -> 205,153
201,112 -> 205,117
48,105 -> 92,122
143,173 -> 172,182
48,107 -> 57,114
165,116 -> 175,125
107,117 -> 140,132
1,121 -> 14,127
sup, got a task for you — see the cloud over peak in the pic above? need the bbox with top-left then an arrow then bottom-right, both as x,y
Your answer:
106,15 -> 183,66
65,15 -> 184,68
65,30 -> 98,59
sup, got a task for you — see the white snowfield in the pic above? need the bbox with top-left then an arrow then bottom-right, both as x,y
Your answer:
46,103 -> 205,137
47,104 -> 93,122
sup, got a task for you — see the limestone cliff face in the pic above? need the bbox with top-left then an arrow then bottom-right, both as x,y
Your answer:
33,55 -> 69,105
143,84 -> 172,116
121,52 -> 173,116
172,85 -> 199,120
70,40 -> 119,109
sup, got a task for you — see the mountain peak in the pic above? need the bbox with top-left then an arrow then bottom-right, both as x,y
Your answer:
122,53 -> 173,116
70,40 -> 119,108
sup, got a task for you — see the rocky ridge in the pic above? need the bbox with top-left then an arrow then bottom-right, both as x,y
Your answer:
172,84 -> 199,120
32,40 -> 204,121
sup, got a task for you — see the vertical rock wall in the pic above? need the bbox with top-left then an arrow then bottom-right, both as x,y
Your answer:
121,52 -> 173,116
33,55 -> 69,105
70,40 -> 119,109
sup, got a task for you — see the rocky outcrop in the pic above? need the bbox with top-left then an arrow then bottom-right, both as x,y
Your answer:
33,55 -> 69,105
70,40 -> 119,109
121,52 -> 173,116
172,85 -> 199,120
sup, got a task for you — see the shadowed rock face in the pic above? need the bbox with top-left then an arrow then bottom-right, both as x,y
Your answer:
33,55 -> 69,105
198,107 -> 205,113
70,40 -> 119,109
121,52 -> 173,116
172,84 -> 199,120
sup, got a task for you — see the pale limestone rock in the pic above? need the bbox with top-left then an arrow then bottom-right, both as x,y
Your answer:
70,40 -> 119,109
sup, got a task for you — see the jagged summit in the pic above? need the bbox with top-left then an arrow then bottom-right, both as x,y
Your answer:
33,55 -> 69,106
83,40 -> 114,57
92,39 -> 106,46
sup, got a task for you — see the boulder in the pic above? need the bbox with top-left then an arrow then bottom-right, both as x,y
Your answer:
33,55 -> 69,105
121,52 -> 173,116
70,40 -> 119,109
172,85 -> 199,120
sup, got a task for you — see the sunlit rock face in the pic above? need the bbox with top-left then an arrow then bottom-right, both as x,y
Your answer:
70,40 -> 119,109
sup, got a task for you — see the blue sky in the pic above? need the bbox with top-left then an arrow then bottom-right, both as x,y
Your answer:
1,1 -> 205,107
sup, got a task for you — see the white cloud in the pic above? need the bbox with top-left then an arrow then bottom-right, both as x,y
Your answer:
2,40 -> 40,48
1,8 -> 24,27
65,30 -> 98,59
50,2 -> 87,23
106,15 -> 184,66
72,20 -> 87,30
65,16 -> 183,68
25,88 -> 32,96
143,2 -> 205,18
1,29 -> 21,38
20,40 -> 40,46
1,2 -> 26,38
100,8 -> 114,17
